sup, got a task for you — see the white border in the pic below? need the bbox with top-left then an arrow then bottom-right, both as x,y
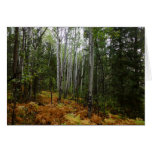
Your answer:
0,0 -> 152,152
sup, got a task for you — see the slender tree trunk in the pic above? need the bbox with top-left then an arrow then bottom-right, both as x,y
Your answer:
64,42 -> 70,98
56,27 -> 62,103
73,28 -> 77,97
65,54 -> 69,98
63,28 -> 69,96
58,48 -> 62,103
21,28 -> 25,76
12,27 -> 19,125
33,76 -> 38,100
51,90 -> 53,104
80,51 -> 85,94
88,28 -> 94,118
74,50 -> 77,95
20,28 -> 25,99
49,46 -> 53,104
70,46 -> 73,93
65,42 -> 72,97
50,79 -> 53,104
56,27 -> 60,91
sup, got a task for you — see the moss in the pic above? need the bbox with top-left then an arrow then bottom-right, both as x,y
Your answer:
57,103 -> 64,108
104,118 -> 116,124
7,93 -> 13,100
135,120 -> 144,125
64,114 -> 81,125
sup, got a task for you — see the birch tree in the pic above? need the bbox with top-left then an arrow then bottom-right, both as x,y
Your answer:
56,27 -> 60,91
56,27 -> 62,103
63,27 -> 69,94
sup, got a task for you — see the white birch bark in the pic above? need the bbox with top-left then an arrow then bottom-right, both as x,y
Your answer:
80,50 -> 85,93
65,42 -> 71,95
70,42 -> 73,89
63,28 -> 69,92
74,28 -> 77,94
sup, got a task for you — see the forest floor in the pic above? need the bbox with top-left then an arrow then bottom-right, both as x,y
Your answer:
7,91 -> 144,125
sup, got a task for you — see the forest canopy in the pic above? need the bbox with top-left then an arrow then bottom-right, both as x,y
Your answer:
7,27 -> 145,125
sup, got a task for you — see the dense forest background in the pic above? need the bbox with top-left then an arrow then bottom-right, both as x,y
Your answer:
7,27 -> 145,125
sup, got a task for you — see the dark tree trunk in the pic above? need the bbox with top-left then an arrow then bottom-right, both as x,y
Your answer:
51,91 -> 53,104
88,28 -> 94,118
50,78 -> 53,104
12,27 -> 19,125
33,76 -> 38,100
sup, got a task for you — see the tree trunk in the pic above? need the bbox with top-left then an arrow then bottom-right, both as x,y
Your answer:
20,28 -> 25,99
12,27 -> 19,125
56,28 -> 62,103
73,28 -> 77,97
56,27 -> 60,91
63,28 -> 69,96
65,43 -> 72,98
80,50 -> 85,94
88,28 -> 94,118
